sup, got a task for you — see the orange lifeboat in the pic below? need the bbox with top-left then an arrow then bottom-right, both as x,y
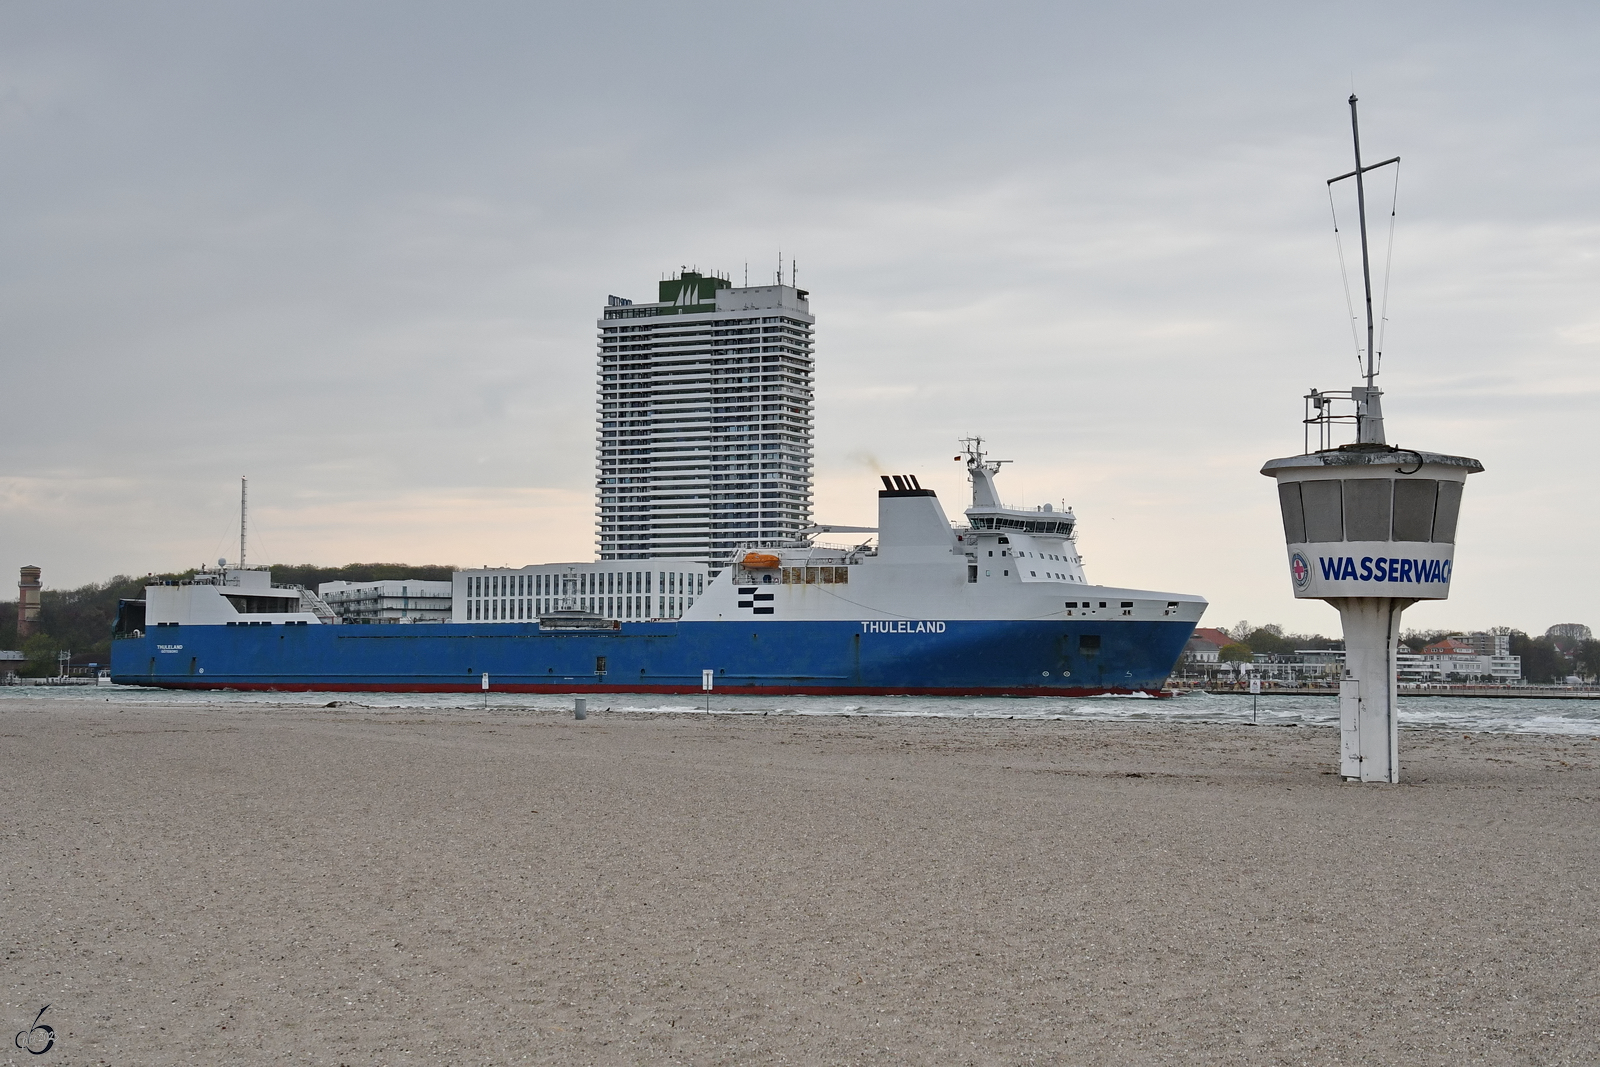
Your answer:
741,552 -> 781,569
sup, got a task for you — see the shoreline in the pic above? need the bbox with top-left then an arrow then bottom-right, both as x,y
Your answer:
1171,684 -> 1600,699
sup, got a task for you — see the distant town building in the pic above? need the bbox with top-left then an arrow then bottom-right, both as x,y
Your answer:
1413,634 -> 1521,682
1,649 -> 23,681
1372,633 -> 1523,681
1466,631 -> 1514,657
1183,627 -> 1233,664
317,580 -> 454,624
16,565 -> 41,638
1180,629 -> 1524,685
1425,633 -> 1512,659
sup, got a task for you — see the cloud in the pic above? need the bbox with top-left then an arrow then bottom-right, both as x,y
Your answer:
1,1 -> 1597,634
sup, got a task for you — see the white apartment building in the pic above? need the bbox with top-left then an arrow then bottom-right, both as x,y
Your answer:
317,580 -> 454,623
597,270 -> 814,573
453,562 -> 708,623
1405,652 -> 1523,683
1263,647 -> 1522,683
1228,646 -> 1522,684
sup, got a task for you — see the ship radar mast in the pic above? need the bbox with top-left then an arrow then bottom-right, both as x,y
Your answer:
957,436 -> 1010,509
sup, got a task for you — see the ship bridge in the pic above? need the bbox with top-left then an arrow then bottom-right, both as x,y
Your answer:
964,508 -> 1075,537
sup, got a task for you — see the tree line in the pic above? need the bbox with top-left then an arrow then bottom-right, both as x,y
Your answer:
0,564 -> 455,676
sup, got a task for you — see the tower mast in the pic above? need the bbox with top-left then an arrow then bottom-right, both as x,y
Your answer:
240,477 -> 247,568
1349,95 -> 1376,389
1327,95 -> 1399,442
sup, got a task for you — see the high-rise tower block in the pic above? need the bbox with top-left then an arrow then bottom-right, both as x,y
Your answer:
596,270 -> 815,572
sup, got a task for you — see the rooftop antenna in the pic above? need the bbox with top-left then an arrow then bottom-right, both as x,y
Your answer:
744,261 -> 748,286
240,476 -> 248,568
1327,95 -> 1398,439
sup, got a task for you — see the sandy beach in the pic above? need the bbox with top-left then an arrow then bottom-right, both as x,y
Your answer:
2,697 -> 1596,1065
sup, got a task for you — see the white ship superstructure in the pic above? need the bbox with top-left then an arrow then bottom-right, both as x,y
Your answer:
318,580 -> 454,624
687,439 -> 1205,628
142,567 -> 333,628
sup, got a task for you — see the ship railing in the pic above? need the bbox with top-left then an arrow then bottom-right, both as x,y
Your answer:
805,540 -> 873,554
727,539 -> 874,557
724,540 -> 874,581
967,502 -> 1070,514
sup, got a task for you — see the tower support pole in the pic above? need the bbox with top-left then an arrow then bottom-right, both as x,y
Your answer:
1330,596 -> 1415,783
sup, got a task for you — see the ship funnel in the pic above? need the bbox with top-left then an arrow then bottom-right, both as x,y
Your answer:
876,482 -> 957,560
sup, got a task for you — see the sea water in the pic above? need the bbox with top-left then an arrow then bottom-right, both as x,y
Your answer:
5,685 -> 1599,737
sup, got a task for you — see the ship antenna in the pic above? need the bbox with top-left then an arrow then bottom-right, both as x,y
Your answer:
240,476 -> 247,568
1327,94 -> 1398,390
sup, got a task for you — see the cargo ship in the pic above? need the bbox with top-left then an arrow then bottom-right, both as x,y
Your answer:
111,442 -> 1206,695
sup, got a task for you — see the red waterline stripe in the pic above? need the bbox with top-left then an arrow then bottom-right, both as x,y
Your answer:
113,680 -> 1171,699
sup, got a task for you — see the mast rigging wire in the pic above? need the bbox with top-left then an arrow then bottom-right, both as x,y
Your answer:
1327,185 -> 1365,374
1374,161 -> 1401,377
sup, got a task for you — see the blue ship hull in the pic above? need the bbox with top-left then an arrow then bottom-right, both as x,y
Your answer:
110,619 -> 1197,696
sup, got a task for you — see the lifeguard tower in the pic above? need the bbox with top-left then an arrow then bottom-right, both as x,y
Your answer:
1261,97 -> 1483,783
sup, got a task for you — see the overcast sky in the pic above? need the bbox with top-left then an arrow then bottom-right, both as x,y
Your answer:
3,1 -> 1596,635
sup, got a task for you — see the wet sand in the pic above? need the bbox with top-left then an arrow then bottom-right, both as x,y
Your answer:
2,697 -> 1597,1065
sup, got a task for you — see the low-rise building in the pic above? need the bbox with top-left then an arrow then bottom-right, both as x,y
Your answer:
317,580 -> 454,624
1183,627 -> 1233,664
454,562 -> 708,623
1419,634 -> 1522,682
1244,650 -> 1345,683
